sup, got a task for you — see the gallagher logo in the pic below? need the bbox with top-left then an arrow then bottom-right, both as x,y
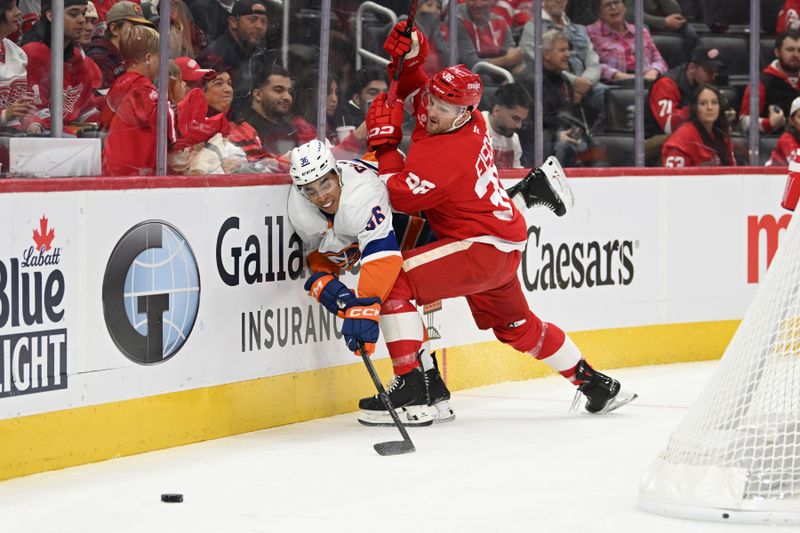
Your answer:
0,215 -> 67,398
102,221 -> 200,364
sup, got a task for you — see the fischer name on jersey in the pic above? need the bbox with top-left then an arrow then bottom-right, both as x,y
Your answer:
380,88 -> 528,253
287,159 -> 403,300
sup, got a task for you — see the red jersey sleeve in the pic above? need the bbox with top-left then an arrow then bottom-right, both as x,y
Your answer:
649,77 -> 687,135
382,141 -> 454,213
740,82 -> 770,132
22,42 -> 50,130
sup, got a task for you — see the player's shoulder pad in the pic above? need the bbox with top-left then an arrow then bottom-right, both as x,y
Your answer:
337,169 -> 390,233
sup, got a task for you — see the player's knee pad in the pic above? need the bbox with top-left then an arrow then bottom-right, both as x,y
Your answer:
492,310 -> 543,353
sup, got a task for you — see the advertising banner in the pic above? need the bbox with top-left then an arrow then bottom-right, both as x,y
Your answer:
0,170 -> 791,420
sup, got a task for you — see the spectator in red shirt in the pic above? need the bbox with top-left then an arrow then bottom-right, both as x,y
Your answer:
21,0 -> 101,134
768,95 -> 800,166
662,84 -> 735,168
0,0 -> 35,129
86,1 -> 153,90
101,25 -> 171,176
740,30 -> 800,134
456,0 -> 524,75
492,0 -> 532,29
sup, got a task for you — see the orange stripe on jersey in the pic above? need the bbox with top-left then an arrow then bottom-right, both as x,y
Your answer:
307,251 -> 339,275
357,255 -> 403,301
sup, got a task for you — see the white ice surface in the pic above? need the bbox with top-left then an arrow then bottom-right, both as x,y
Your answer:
0,361 -> 778,532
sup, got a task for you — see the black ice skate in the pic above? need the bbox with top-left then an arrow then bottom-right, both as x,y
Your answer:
426,352 -> 455,423
506,156 -> 574,216
358,368 -> 433,427
571,360 -> 637,414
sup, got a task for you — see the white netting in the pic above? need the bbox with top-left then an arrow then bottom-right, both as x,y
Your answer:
640,213 -> 800,523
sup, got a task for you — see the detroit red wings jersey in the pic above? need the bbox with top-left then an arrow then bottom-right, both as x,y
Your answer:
0,38 -> 28,128
768,130 -> 800,166
22,43 -> 100,130
380,91 -> 528,252
287,159 -> 403,300
661,121 -> 735,167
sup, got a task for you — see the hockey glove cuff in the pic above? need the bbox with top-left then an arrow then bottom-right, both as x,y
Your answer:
339,297 -> 382,356
304,272 -> 354,316
366,93 -> 404,151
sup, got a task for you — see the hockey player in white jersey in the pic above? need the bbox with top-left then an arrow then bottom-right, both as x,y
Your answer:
288,139 -> 451,426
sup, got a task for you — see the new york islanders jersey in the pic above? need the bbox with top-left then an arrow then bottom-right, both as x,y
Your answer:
287,159 -> 403,300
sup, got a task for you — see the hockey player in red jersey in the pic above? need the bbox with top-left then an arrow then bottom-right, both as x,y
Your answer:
357,21 -> 637,425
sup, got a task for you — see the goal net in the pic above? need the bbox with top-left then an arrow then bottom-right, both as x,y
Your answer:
639,212 -> 800,525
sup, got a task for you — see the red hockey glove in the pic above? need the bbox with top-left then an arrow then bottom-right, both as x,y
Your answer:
383,21 -> 429,73
339,297 -> 382,356
366,93 -> 404,150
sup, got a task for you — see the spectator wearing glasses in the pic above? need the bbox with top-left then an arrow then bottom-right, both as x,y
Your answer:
0,0 -> 35,129
662,83 -> 734,167
586,0 -> 667,83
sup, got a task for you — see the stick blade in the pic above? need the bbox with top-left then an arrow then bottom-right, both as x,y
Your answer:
374,440 -> 416,456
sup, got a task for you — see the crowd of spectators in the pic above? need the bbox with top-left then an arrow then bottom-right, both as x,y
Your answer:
0,0 -> 798,176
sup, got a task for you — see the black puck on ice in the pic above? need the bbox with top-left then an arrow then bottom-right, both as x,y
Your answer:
161,493 -> 183,503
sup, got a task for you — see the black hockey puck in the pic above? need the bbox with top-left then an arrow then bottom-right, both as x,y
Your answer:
161,493 -> 183,503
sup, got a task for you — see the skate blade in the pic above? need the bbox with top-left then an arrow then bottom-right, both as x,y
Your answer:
594,389 -> 638,414
358,404 -> 433,427
542,156 -> 575,215
430,400 -> 456,424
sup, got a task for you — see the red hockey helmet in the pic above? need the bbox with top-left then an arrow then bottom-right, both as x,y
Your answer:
427,64 -> 483,109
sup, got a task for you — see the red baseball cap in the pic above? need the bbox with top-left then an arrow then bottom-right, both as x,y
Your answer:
174,57 -> 216,83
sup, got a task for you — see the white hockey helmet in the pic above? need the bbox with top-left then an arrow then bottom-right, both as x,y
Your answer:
289,140 -> 340,189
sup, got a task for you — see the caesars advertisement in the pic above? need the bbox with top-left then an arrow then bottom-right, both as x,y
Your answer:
0,171 -> 790,419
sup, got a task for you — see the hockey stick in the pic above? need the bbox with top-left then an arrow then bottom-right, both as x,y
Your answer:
358,341 -> 416,456
385,0 -> 420,108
